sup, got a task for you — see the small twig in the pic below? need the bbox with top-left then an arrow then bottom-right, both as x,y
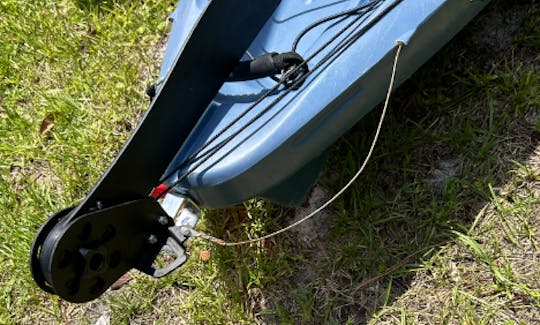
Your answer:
353,245 -> 438,292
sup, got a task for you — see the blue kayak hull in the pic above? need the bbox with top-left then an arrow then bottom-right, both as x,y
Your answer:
157,0 -> 490,208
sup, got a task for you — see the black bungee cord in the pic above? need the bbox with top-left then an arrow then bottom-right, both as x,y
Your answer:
292,0 -> 383,52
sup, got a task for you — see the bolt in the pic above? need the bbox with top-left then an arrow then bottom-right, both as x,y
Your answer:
78,247 -> 107,274
147,234 -> 158,245
157,215 -> 169,226
179,226 -> 191,237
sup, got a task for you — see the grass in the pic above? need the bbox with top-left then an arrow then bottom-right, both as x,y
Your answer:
0,0 -> 171,323
1,0 -> 540,324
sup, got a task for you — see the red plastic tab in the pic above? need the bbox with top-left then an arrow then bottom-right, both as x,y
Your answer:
150,184 -> 168,198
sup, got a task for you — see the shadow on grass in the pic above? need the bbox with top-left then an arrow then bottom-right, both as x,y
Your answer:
195,1 -> 540,323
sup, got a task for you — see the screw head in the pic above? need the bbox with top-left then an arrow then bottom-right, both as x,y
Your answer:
157,216 -> 169,226
147,234 -> 158,245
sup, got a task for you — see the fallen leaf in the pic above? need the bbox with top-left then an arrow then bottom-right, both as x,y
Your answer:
110,274 -> 132,290
200,250 -> 211,261
39,113 -> 55,134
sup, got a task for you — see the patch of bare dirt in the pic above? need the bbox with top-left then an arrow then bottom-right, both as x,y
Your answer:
291,185 -> 334,253
7,160 -> 62,192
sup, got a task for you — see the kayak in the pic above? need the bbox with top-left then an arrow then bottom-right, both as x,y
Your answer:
158,0 -> 491,208
30,0 -> 490,303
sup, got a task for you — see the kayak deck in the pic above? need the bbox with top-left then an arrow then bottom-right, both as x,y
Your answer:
159,0 -> 490,208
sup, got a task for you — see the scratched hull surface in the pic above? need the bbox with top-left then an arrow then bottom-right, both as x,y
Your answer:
158,0 -> 490,208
